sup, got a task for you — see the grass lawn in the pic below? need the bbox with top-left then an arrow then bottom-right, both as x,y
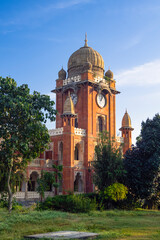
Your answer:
0,208 -> 160,240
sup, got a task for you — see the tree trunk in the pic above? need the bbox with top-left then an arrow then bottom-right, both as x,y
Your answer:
7,167 -> 13,213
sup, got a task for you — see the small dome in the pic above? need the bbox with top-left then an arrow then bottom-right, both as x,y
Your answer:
58,68 -> 66,80
63,92 -> 75,115
68,36 -> 104,77
121,110 -> 132,128
105,69 -> 114,79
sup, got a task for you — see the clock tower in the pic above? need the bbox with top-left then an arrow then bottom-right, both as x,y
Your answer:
50,36 -> 129,194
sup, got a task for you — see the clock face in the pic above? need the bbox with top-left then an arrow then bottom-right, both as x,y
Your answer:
71,93 -> 78,105
97,93 -> 106,108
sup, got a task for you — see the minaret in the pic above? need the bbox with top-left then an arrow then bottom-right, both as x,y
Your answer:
61,91 -> 77,194
119,110 -> 134,154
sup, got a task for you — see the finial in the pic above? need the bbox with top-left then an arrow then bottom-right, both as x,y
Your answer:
84,32 -> 88,47
125,108 -> 127,113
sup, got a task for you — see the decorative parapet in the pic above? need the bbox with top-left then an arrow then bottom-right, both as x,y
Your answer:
94,76 -> 103,83
74,128 -> 86,136
63,75 -> 81,86
94,76 -> 109,87
116,136 -> 124,143
49,128 -> 63,136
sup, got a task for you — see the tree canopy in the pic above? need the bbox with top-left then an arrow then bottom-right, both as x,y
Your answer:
124,114 -> 160,208
0,77 -> 56,211
93,132 -> 125,192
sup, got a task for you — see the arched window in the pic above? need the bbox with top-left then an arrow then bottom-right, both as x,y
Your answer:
75,118 -> 78,128
59,142 -> 63,161
74,172 -> 83,192
74,144 -> 79,160
98,116 -> 103,132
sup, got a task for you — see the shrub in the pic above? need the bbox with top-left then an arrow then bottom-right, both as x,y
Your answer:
38,194 -> 97,213
0,192 -> 22,209
104,183 -> 128,202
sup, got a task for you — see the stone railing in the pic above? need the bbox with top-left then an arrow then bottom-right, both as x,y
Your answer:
29,159 -> 41,167
63,75 -> 81,86
14,192 -> 25,199
74,128 -> 86,136
49,128 -> 63,136
116,136 -> 124,143
14,191 -> 54,199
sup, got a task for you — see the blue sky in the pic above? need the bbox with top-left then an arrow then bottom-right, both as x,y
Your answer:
1,0 -> 160,144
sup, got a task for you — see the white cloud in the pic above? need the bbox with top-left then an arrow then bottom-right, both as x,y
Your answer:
115,59 -> 160,86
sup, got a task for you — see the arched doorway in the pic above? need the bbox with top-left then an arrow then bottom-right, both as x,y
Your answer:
74,172 -> 83,192
28,171 -> 39,191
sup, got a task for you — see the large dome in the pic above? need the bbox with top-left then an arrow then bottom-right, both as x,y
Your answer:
68,37 -> 104,78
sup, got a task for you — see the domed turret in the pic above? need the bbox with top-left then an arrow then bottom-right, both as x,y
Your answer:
105,69 -> 114,79
63,91 -> 75,115
121,110 -> 133,129
119,110 -> 134,154
58,67 -> 66,80
68,35 -> 104,78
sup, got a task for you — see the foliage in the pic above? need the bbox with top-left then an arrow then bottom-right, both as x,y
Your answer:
0,193 -> 21,210
124,114 -> 160,208
0,77 -> 56,212
104,183 -> 128,202
93,131 -> 126,191
37,164 -> 63,201
38,194 -> 97,213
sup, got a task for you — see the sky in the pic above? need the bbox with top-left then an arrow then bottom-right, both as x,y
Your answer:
0,0 -> 160,144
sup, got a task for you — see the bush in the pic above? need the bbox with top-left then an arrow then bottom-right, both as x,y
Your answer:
104,183 -> 128,202
0,192 -> 22,209
38,194 -> 97,213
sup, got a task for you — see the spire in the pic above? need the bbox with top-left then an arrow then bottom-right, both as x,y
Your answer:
63,91 -> 75,115
84,32 -> 88,47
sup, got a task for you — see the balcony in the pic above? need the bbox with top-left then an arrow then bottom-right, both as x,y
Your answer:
49,128 -> 63,136
74,128 -> 86,137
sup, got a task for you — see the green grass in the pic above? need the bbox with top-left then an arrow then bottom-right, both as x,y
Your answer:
0,208 -> 160,240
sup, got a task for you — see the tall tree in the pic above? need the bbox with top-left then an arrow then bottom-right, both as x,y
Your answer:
93,132 -> 125,192
0,77 -> 56,212
124,114 -> 160,208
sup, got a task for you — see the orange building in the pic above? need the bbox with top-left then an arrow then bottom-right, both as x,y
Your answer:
16,37 -> 134,200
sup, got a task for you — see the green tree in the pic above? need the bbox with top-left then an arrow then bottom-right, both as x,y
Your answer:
37,164 -> 63,202
0,77 -> 56,212
93,131 -> 126,192
124,114 -> 160,208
